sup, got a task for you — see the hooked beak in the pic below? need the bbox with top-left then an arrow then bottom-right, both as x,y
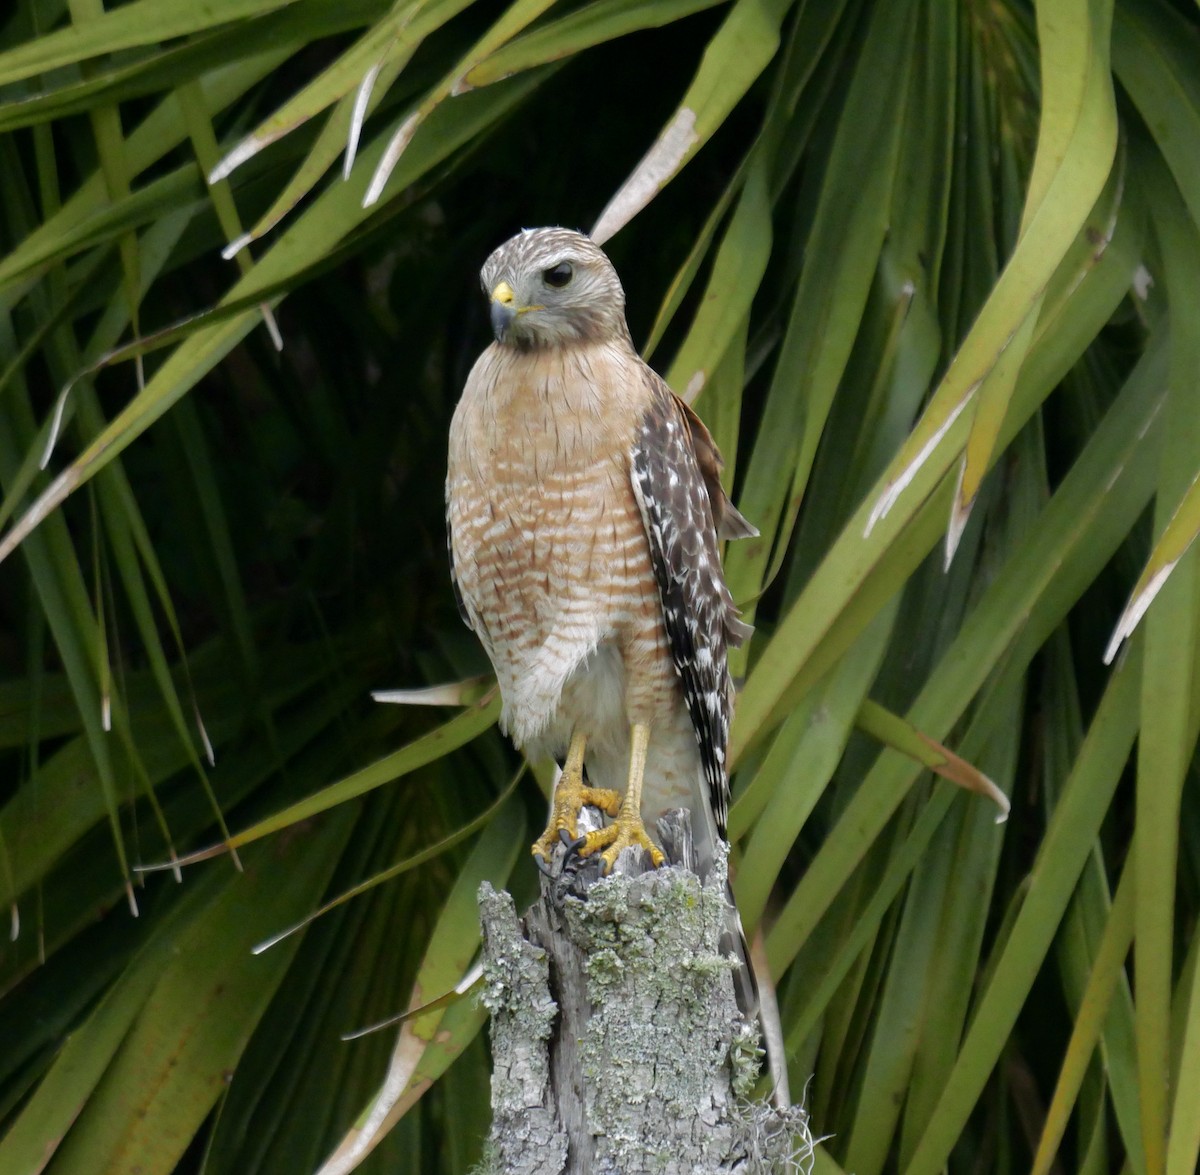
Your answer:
490,281 -> 516,342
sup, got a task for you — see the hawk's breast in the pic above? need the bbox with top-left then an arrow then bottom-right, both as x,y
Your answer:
446,341 -> 668,745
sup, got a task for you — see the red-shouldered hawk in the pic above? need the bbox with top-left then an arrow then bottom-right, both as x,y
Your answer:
446,227 -> 755,877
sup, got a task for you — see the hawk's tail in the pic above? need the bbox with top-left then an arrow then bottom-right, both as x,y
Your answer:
724,884 -> 792,1107
721,888 -> 759,1019
692,795 -> 790,1107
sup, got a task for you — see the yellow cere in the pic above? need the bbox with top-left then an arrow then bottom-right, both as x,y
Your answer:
491,281 -> 514,305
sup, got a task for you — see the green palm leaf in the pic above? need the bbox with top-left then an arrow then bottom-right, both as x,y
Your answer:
2,1 -> 1199,1171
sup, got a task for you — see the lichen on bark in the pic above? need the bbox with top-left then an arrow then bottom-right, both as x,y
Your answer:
477,812 -> 811,1174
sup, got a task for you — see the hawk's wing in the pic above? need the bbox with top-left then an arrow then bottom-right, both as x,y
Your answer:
629,374 -> 755,837
673,394 -> 758,542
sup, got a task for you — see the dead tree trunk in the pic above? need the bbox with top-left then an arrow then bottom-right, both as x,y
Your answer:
477,811 -> 810,1174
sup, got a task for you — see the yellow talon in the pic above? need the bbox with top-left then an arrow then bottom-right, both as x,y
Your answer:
575,814 -> 666,874
531,731 -> 620,864
575,721 -> 665,873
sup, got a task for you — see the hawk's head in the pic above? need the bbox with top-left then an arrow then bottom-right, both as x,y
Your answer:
480,227 -> 628,350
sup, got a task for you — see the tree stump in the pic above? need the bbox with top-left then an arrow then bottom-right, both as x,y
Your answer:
477,810 -> 811,1174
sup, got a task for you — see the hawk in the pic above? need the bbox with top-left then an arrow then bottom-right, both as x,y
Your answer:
446,227 -> 756,877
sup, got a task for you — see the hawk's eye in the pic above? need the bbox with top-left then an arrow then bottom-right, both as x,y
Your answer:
543,261 -> 573,289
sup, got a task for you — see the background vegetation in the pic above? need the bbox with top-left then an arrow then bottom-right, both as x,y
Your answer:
1,0 -> 1199,1172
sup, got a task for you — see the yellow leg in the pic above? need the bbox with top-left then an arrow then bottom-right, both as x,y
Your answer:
531,730 -> 621,867
576,722 -> 666,873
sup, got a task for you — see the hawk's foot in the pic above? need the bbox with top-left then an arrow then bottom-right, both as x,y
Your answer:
577,811 -> 666,874
531,734 -> 620,869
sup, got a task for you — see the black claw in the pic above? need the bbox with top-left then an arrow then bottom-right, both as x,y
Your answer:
559,829 -> 588,857
533,852 -> 555,877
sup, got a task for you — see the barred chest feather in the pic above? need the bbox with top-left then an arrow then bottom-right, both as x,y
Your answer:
445,339 -> 680,764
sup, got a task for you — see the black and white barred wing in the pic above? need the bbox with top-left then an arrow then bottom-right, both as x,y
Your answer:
629,379 -> 754,837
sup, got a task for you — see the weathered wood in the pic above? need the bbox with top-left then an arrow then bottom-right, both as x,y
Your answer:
478,810 -> 811,1174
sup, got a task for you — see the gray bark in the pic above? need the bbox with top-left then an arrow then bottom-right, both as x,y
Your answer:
477,810 -> 810,1174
